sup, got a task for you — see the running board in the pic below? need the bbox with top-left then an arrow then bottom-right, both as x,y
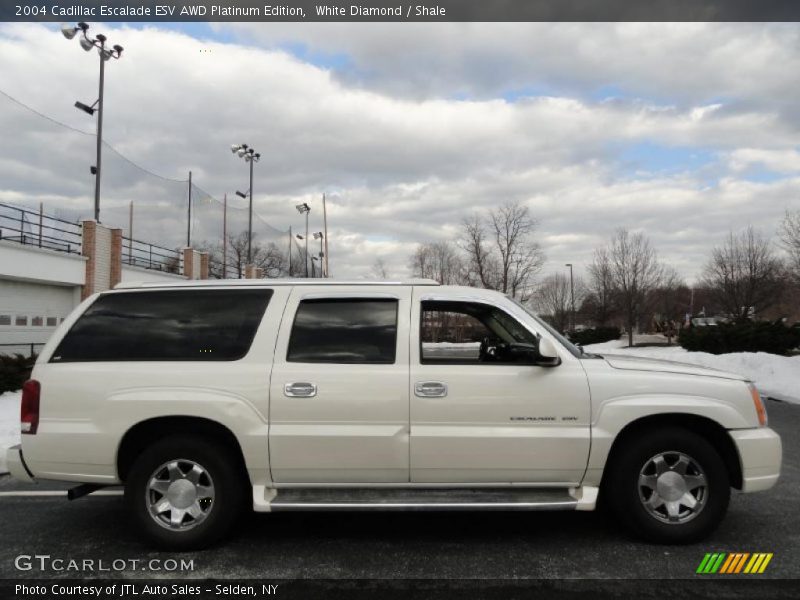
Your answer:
252,486 -> 598,513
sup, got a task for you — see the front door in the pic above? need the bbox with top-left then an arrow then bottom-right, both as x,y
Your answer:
268,286 -> 411,483
409,291 -> 591,484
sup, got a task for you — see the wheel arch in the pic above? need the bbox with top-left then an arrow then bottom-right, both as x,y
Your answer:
601,413 -> 743,490
116,416 -> 249,484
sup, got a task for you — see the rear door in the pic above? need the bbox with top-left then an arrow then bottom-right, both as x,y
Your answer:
268,286 -> 411,483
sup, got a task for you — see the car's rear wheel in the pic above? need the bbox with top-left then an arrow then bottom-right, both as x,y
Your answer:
125,435 -> 245,550
605,427 -> 730,544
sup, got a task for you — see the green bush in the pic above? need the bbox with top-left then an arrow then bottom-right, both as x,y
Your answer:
568,326 -> 621,346
678,321 -> 800,355
0,353 -> 36,394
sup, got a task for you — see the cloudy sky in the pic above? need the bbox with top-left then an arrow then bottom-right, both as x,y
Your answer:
0,21 -> 798,282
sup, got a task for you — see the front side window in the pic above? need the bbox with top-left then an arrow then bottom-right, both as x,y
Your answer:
287,298 -> 398,364
421,301 -> 538,364
51,289 -> 272,362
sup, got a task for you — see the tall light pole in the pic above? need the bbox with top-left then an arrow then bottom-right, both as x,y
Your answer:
313,232 -> 324,278
321,193 -> 329,277
565,263 -> 575,332
230,144 -> 260,263
295,203 -> 310,277
62,22 -> 123,223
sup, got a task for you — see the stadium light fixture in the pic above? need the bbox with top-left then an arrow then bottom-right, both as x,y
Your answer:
230,144 -> 260,263
63,21 -> 123,222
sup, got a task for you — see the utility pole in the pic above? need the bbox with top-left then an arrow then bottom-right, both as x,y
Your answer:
187,171 -> 192,247
94,40 -> 105,222
62,23 -> 123,223
322,193 -> 329,277
247,157 -> 253,263
128,201 -> 133,264
230,144 -> 260,265
288,226 -> 292,276
566,263 -> 575,332
304,208 -> 309,278
222,193 -> 228,279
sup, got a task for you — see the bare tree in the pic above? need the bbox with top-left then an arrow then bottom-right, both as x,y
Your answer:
534,273 -> 584,334
198,231 -> 291,279
607,228 -> 663,347
460,201 -> 545,299
702,227 -> 785,321
585,247 -> 616,326
649,266 -> 687,345
461,214 -> 497,289
779,209 -> 800,280
409,241 -> 466,284
371,258 -> 390,279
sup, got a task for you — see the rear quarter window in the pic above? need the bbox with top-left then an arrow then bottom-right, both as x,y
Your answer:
51,289 -> 272,362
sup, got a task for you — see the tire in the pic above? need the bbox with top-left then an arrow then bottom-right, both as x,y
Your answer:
124,435 -> 246,550
604,427 -> 730,544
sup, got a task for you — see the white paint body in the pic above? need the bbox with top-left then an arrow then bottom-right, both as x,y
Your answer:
8,280 -> 782,509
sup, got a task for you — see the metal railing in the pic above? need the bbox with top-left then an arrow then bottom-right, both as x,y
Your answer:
0,202 -> 82,255
121,236 -> 183,274
0,342 -> 44,357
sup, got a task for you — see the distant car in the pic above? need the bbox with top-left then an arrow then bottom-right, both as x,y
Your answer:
6,279 -> 782,549
691,317 -> 726,327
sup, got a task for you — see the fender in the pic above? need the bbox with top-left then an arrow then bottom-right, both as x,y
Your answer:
583,393 -> 750,486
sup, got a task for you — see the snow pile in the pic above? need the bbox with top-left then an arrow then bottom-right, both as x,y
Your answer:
0,391 -> 21,474
584,340 -> 800,404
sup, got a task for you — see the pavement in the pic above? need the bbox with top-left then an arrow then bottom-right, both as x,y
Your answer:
0,399 -> 797,584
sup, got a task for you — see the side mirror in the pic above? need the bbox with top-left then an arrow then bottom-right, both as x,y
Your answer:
536,337 -> 561,367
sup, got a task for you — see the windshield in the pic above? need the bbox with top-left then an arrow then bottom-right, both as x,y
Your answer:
507,296 -> 583,358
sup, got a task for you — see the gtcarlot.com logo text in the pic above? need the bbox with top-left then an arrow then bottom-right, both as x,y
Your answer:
14,554 -> 195,573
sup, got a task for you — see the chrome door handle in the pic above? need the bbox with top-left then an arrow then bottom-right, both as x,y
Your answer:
284,382 -> 317,397
415,381 -> 448,398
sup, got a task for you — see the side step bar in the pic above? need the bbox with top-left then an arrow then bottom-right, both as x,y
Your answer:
253,486 -> 598,512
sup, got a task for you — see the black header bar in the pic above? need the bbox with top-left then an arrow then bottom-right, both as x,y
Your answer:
2,0 -> 800,22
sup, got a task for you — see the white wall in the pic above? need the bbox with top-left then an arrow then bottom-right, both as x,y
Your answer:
0,240 -> 85,286
121,265 -> 186,284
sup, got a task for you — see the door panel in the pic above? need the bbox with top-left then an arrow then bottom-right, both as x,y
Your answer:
268,287 -> 411,483
409,291 -> 591,484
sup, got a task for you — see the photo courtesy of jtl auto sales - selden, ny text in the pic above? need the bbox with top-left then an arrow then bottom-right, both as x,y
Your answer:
0,1 -> 799,599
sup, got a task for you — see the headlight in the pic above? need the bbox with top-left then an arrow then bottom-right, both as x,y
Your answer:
748,383 -> 768,427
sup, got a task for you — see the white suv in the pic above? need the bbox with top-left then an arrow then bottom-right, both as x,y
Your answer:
6,279 -> 782,549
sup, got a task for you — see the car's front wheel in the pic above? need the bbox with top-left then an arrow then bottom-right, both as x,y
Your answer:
125,435 -> 245,550
605,427 -> 730,544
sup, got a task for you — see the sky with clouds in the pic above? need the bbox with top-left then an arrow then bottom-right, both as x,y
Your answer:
0,21 -> 798,282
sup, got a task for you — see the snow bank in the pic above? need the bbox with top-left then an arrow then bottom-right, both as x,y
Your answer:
584,340 -> 800,404
0,391 -> 21,474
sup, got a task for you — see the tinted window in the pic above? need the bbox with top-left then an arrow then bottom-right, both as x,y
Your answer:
52,289 -> 272,362
287,299 -> 398,364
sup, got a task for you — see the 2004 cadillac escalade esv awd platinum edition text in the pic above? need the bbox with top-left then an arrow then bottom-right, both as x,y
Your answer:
6,279 -> 782,549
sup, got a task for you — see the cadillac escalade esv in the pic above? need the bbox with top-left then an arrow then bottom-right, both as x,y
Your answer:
6,279 -> 782,549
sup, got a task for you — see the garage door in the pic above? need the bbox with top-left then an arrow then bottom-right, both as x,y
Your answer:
0,280 -> 79,355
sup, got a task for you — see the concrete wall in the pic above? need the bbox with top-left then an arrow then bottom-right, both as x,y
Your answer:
121,265 -> 186,284
0,240 -> 85,286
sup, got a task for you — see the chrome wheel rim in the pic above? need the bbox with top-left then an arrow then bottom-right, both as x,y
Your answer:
146,459 -> 215,531
638,451 -> 708,524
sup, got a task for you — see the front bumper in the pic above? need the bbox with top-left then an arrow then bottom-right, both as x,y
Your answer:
5,445 -> 34,483
729,427 -> 782,492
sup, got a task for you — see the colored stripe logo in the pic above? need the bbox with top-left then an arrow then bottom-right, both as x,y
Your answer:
697,553 -> 773,574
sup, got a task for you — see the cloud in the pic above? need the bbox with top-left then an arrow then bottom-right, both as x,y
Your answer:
0,22 -> 798,285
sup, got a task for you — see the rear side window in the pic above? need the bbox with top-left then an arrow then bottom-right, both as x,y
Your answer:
287,298 -> 398,364
51,289 -> 272,362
